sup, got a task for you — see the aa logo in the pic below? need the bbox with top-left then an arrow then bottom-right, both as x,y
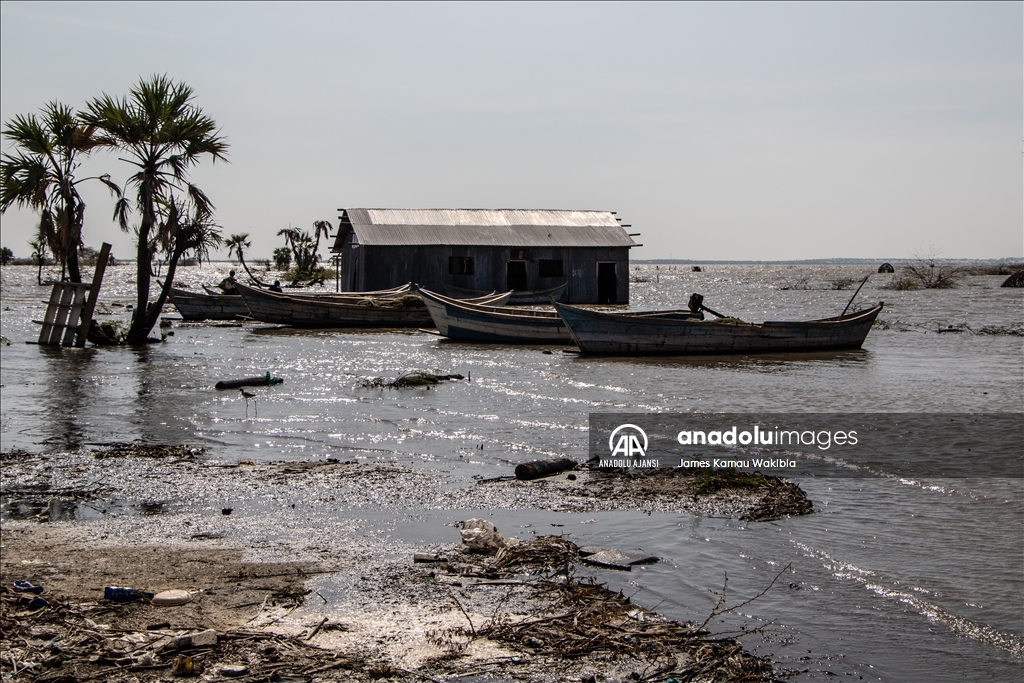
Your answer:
608,424 -> 648,458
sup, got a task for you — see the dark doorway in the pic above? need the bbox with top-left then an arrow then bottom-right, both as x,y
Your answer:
507,261 -> 527,292
597,262 -> 617,303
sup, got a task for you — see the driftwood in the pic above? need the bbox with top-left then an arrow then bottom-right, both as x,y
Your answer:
215,374 -> 284,390
514,457 -> 577,480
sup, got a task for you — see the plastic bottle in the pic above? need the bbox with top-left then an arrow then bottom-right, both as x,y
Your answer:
104,586 -> 154,602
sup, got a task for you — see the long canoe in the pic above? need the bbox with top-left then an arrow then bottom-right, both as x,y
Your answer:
236,283 -> 511,328
445,282 -> 568,305
552,301 -> 884,355
418,287 -> 703,344
170,288 -> 251,321
202,283 -> 417,299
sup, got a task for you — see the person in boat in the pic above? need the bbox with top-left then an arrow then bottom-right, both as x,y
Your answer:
269,280 -> 283,293
219,270 -> 238,294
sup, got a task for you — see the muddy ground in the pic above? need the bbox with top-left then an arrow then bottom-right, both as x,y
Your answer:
1,446 -> 810,682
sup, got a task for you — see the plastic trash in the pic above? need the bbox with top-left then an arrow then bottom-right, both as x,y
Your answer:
12,580 -> 43,594
17,596 -> 48,609
152,589 -> 192,606
220,664 -> 249,677
104,586 -> 154,602
173,654 -> 199,676
458,518 -> 506,552
190,629 -> 218,647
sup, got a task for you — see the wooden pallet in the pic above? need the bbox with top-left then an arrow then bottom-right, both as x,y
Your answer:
35,243 -> 111,347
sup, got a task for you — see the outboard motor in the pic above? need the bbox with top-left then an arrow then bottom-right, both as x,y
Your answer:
688,292 -> 704,313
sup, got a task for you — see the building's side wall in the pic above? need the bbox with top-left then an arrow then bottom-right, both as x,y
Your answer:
347,245 -> 630,304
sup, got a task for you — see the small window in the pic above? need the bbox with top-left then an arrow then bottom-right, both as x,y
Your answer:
539,259 -> 564,278
449,256 -> 474,275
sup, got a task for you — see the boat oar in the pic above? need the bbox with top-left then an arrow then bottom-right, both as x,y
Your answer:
840,275 -> 871,317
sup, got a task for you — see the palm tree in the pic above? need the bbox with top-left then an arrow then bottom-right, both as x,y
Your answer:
83,75 -> 228,345
277,220 -> 332,281
28,238 -> 47,285
0,102 -> 116,282
156,195 -> 223,303
224,232 -> 267,285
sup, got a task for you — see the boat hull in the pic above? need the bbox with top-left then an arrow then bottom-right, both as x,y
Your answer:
418,288 -> 704,344
445,282 -> 568,305
553,302 -> 884,355
237,283 -> 432,327
170,289 -> 250,321
237,284 -> 511,328
419,288 -> 571,343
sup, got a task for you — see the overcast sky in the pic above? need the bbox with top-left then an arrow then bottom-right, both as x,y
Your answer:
1,1 -> 1020,261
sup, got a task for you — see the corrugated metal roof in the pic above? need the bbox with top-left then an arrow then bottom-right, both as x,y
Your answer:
334,209 -> 636,248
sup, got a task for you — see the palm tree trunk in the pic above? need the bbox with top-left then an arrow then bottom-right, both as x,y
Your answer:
126,186 -> 156,345
67,249 -> 81,283
238,253 -> 272,287
144,246 -> 185,336
66,201 -> 85,283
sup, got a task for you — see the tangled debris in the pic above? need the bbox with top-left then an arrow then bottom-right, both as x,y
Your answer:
88,442 -> 205,460
424,536 -> 776,681
580,467 -> 813,522
360,372 -> 464,388
0,590 -> 363,682
874,318 -> 1024,336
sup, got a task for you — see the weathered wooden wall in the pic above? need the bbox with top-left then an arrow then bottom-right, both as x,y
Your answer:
341,245 -> 629,304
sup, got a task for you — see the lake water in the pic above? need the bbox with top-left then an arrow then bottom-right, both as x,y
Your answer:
1,262 -> 1022,681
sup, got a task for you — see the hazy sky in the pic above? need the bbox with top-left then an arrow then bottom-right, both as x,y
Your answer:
1,1 -> 1020,261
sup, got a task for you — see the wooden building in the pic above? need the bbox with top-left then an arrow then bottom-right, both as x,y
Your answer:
330,209 -> 637,303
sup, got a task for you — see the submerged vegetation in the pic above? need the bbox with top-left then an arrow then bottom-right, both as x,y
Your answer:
883,252 -> 964,290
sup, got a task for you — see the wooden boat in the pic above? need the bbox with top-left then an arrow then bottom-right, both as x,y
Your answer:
552,301 -> 884,355
202,283 -> 417,299
445,282 -> 568,305
418,287 -> 702,344
236,283 -> 511,328
170,288 -> 251,321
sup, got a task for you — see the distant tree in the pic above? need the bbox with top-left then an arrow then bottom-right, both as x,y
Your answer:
28,237 -> 46,285
273,246 -> 292,270
82,75 -> 228,345
0,102 -> 118,282
225,232 -> 269,285
0,246 -> 13,266
278,220 -> 331,282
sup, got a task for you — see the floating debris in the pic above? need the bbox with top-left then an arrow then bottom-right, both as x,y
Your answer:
361,372 -> 464,388
215,372 -> 284,390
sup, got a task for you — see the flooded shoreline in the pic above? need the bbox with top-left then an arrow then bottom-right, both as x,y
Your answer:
1,446 -> 803,681
2,262 -> 1022,681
